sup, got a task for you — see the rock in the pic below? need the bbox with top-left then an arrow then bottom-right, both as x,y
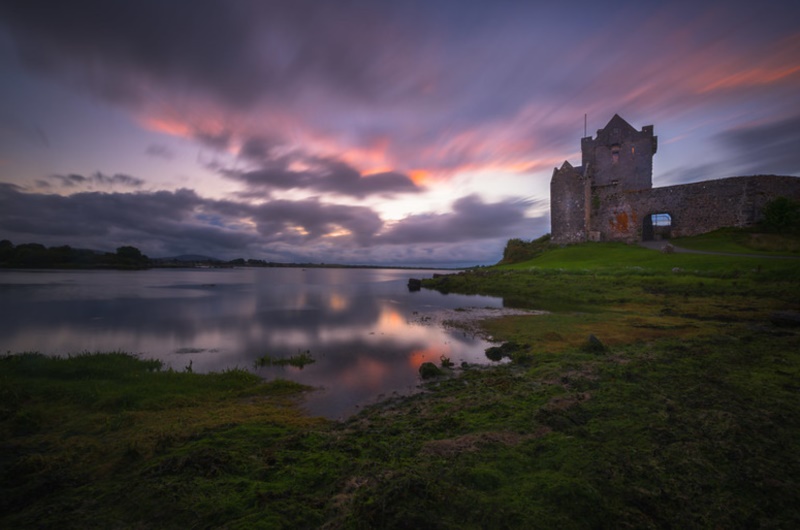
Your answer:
485,346 -> 504,362
770,311 -> 800,327
484,341 -> 526,362
672,267 -> 683,273
419,362 -> 442,379
583,334 -> 607,354
661,243 -> 675,254
407,278 -> 422,292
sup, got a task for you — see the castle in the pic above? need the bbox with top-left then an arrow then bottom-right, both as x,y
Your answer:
550,114 -> 800,244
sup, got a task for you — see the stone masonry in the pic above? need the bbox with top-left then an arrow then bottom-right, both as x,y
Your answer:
550,114 -> 800,244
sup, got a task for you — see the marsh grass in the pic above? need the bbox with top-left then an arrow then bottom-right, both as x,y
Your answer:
2,237 -> 799,528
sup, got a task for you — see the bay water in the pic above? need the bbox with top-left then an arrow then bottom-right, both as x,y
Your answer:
0,267 -> 505,418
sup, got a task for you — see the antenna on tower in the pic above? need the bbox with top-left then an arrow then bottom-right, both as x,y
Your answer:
584,114 -> 587,137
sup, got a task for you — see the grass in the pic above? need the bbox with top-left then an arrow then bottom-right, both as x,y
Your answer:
0,352 -> 327,528
254,350 -> 316,369
672,227 -> 800,255
2,234 -> 800,528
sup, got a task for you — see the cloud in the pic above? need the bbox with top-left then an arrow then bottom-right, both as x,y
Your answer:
378,195 -> 538,245
249,199 -> 383,245
224,154 -> 423,199
717,115 -> 800,176
35,172 -> 145,190
145,143 -> 175,160
0,183 -> 543,266
655,163 -> 727,187
3,0 -> 798,184
0,0 -> 424,110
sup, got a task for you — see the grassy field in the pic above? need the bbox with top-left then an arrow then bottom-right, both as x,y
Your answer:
671,227 -> 800,255
2,233 -> 799,528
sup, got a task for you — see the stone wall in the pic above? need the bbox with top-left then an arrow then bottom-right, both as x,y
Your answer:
589,175 -> 800,242
550,163 -> 589,244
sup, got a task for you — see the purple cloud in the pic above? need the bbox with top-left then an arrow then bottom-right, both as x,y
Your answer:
224,154 -> 422,199
36,172 -> 144,190
145,143 -> 175,160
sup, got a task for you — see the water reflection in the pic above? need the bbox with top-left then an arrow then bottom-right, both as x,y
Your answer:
0,268 -> 504,419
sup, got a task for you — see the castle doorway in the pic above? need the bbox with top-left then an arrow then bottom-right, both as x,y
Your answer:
643,213 -> 672,241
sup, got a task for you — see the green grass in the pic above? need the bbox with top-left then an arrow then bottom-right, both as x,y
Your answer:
501,240 -> 796,272
672,227 -> 800,254
0,352 -> 328,528
3,235 -> 800,528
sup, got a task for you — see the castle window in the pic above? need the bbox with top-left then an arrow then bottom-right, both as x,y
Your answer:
611,144 -> 620,164
651,213 -> 671,227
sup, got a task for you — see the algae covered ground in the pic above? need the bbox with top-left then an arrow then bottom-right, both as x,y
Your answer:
2,235 -> 800,528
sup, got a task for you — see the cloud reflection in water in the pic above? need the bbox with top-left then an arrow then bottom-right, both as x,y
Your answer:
0,267 -> 505,418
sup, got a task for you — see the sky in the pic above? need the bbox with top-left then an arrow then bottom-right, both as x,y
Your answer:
0,0 -> 798,267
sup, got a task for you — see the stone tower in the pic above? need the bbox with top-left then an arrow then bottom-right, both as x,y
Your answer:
581,114 -> 657,191
551,114 -> 657,243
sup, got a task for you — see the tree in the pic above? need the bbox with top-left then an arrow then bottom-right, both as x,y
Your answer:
112,245 -> 150,269
116,246 -> 145,260
500,234 -> 552,264
761,197 -> 800,234
0,240 -> 13,263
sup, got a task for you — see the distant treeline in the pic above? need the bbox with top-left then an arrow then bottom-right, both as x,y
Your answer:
0,240 -> 450,271
0,241 -> 150,270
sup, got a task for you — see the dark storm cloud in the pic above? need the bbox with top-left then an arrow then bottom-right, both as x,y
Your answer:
379,195 -> 536,245
225,155 -> 422,199
38,172 -> 144,190
718,115 -> 800,176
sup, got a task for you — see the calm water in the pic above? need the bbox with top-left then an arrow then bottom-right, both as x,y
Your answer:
0,267 -> 505,419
